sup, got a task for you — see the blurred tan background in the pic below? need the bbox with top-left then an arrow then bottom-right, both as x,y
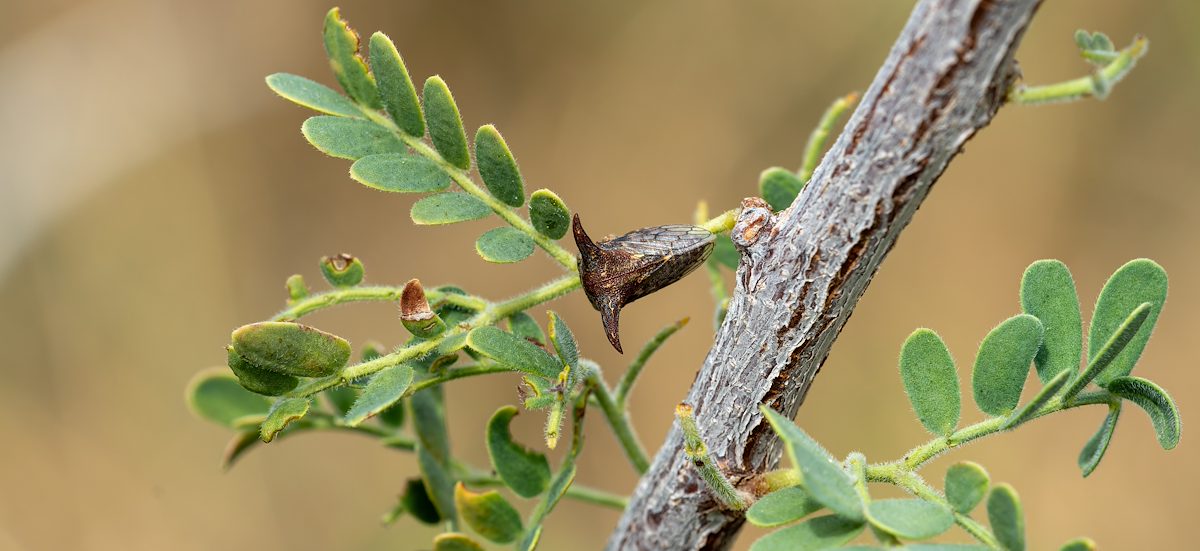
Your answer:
2,1 -> 1197,549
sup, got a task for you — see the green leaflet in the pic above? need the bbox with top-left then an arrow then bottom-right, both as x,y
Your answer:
411,387 -> 451,461
474,125 -> 526,207
417,443 -> 458,524
486,406 -> 551,499
350,153 -> 451,193
529,189 -> 571,239
1078,402 -> 1121,477
507,312 -> 546,346
1002,369 -> 1072,430
285,274 -> 308,301
368,32 -> 424,137
455,483 -> 524,544
971,314 -> 1043,416
265,73 -> 363,118
987,484 -> 1025,551
402,477 -> 442,524
344,364 -> 415,426
759,167 -> 805,211
221,430 -> 261,470
1060,537 -> 1097,551
898,329 -> 960,436
467,326 -> 561,379
945,461 -> 989,514
761,407 -> 863,521
301,116 -> 405,160
186,368 -> 272,428
424,76 -> 471,169
322,8 -> 380,108
517,401 -> 584,551
866,498 -> 954,540
749,515 -> 864,551
547,311 -> 579,371
1064,303 -> 1151,400
1020,260 -> 1083,383
411,192 -> 491,225
433,533 -> 484,551
318,254 -> 364,287
476,227 -> 535,264
711,234 -> 739,269
231,321 -> 351,377
260,397 -> 310,442
1089,259 -> 1167,385
746,486 -> 823,527
1106,376 -> 1180,449
226,346 -> 298,396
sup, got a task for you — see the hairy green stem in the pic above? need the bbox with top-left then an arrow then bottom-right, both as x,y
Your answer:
584,361 -> 650,474
460,469 -> 628,510
1010,36 -> 1148,105
677,403 -> 747,510
615,318 -> 688,408
798,92 -> 858,182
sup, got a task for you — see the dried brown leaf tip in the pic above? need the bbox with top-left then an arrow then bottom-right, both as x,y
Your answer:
400,279 -> 446,338
573,214 -> 715,353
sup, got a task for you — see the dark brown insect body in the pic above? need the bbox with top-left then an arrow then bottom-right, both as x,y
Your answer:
573,214 -> 715,353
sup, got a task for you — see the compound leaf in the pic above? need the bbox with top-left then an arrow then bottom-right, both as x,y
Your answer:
899,328 -> 960,436
302,116 -> 404,160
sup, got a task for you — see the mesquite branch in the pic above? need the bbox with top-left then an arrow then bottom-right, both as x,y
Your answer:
608,0 -> 1044,549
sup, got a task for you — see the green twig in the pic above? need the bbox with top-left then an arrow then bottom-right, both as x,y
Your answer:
798,92 -> 859,183
615,318 -> 689,408
457,468 -> 627,510
1010,35 -> 1148,105
677,403 -> 748,510
583,360 -> 650,474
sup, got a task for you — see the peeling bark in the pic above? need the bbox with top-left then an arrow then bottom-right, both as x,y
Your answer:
607,0 -> 1043,549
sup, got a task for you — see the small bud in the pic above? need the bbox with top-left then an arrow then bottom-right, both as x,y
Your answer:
319,253 -> 365,287
573,214 -> 715,353
400,279 -> 447,338
285,274 -> 309,302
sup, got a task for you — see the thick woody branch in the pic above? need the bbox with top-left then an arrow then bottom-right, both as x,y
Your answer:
607,0 -> 1043,549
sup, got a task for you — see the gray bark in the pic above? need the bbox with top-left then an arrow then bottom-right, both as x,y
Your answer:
607,0 -> 1043,549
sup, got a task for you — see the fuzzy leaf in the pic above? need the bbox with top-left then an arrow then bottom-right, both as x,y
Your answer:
1089,259 -> 1167,385
1060,538 -> 1097,551
433,533 -> 485,551
1078,402 -> 1121,477
455,483 -> 524,544
1065,303 -> 1152,399
402,477 -> 442,524
972,314 -> 1043,416
749,515 -> 864,551
866,499 -> 954,540
324,385 -> 357,416
548,311 -> 579,370
411,192 -> 491,225
474,125 -> 526,207
1106,376 -> 1180,449
1020,260 -> 1083,383
761,408 -> 862,521
507,312 -> 546,346
529,189 -> 570,239
302,116 -> 404,160
746,486 -> 823,527
187,368 -> 272,427
418,444 -> 458,523
231,321 -> 351,377
260,397 -> 310,442
987,484 -> 1025,551
945,461 -> 989,514
712,233 -> 739,269
759,167 -> 805,211
344,364 -> 414,426
467,326 -> 560,379
476,227 -> 535,264
226,346 -> 298,396
899,329 -> 960,436
265,73 -> 362,118
1002,369 -> 1071,430
411,389 -> 451,460
487,406 -> 551,498
350,153 -> 450,193
322,8 -> 379,108
221,430 -> 261,470
368,32 -> 424,136
424,76 -> 470,169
